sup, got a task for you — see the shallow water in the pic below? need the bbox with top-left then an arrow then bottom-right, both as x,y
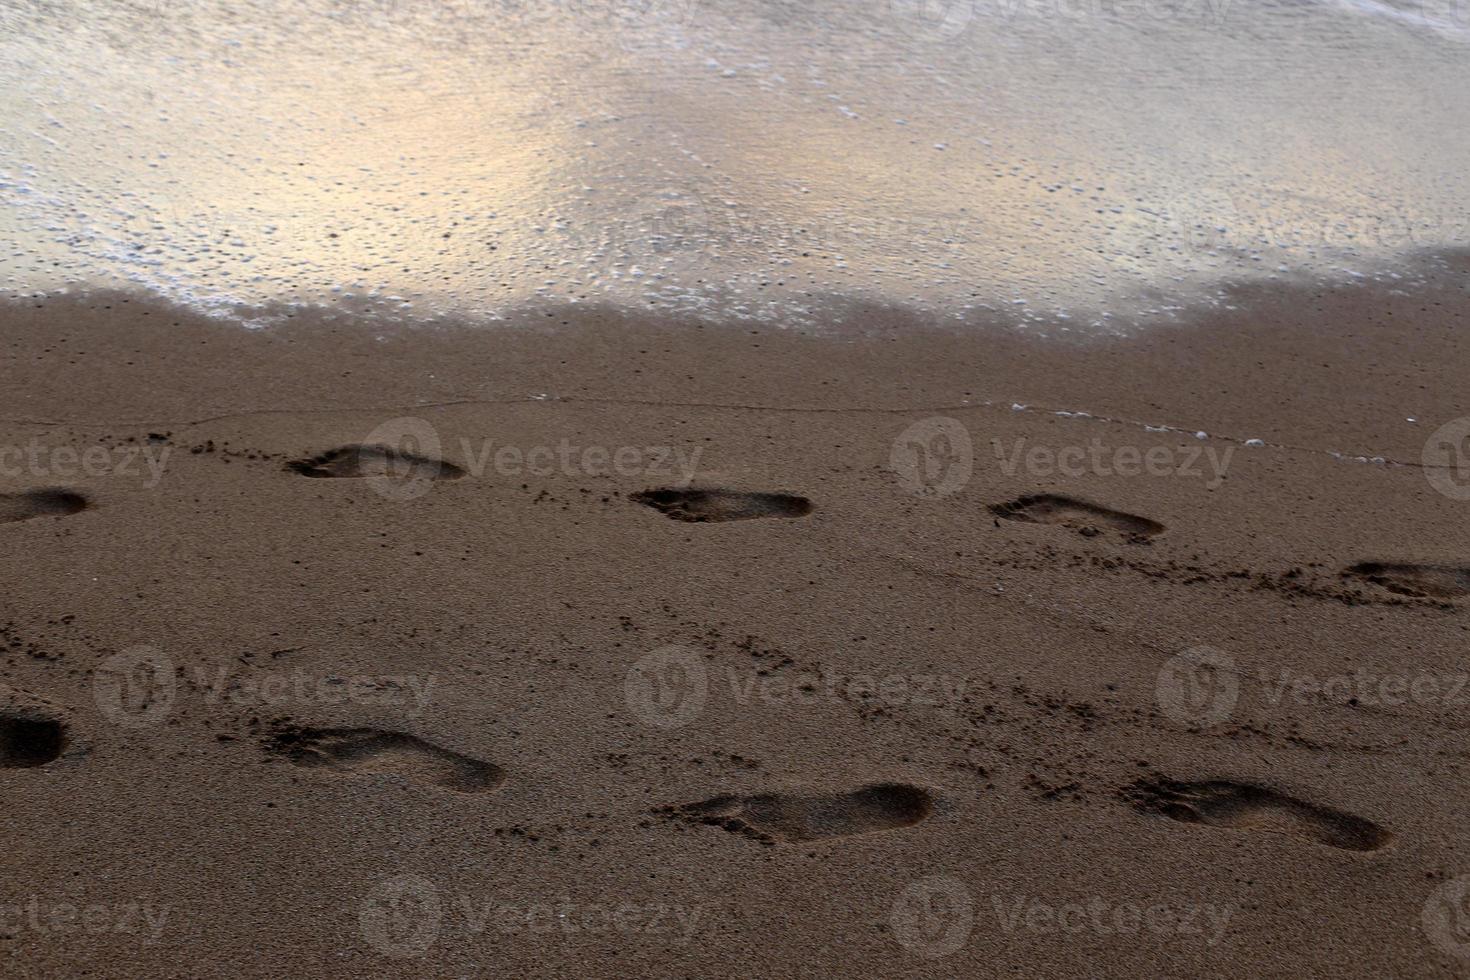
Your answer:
1,0 -> 1467,327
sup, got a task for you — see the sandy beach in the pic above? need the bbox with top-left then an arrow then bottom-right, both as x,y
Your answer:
1,251 -> 1468,975
6,0 -> 1470,971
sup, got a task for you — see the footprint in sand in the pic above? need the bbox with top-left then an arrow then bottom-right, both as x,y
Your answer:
658,783 -> 933,843
631,488 -> 813,523
265,726 -> 502,794
1124,778 -> 1390,852
1344,562 -> 1470,600
0,488 -> 89,526
0,711 -> 67,768
286,445 -> 465,482
991,493 -> 1164,542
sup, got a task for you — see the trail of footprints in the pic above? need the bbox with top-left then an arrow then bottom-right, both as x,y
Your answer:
5,689 -> 1394,854
4,690 -> 1394,854
264,725 -> 503,793
286,444 -> 466,482
0,710 -> 66,768
0,448 -> 1443,857
4,438 -> 1462,606
631,487 -> 813,523
1124,778 -> 1392,852
991,493 -> 1165,542
657,783 -> 934,844
1343,561 -> 1470,600
0,488 -> 89,526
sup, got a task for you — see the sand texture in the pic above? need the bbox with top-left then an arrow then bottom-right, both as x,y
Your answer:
1,265 -> 1469,976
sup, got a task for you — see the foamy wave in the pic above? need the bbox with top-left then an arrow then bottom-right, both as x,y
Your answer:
1319,0 -> 1470,39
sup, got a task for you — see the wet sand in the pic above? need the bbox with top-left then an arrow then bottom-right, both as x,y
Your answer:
2,260 -> 1470,976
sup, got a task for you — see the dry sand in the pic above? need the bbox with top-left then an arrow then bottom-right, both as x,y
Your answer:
1,258 -> 1470,976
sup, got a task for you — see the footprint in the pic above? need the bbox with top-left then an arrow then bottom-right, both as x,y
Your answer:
1344,562 -> 1470,600
658,783 -> 933,843
631,488 -> 812,523
264,726 -> 502,794
0,488 -> 89,526
991,493 -> 1164,542
286,445 -> 465,482
0,711 -> 66,768
1124,778 -> 1390,852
